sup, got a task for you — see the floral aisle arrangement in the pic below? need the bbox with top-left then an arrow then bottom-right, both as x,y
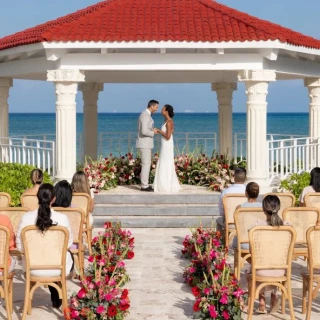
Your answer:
182,226 -> 247,320
65,222 -> 134,320
83,153 -> 238,192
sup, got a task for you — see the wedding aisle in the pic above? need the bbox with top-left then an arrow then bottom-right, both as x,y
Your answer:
0,228 -> 319,319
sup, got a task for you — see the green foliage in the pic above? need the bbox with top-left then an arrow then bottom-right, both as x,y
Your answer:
0,163 -> 52,207
280,172 -> 310,205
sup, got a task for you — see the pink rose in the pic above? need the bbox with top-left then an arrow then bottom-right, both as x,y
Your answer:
219,293 -> 229,305
77,288 -> 87,299
208,305 -> 218,318
71,310 -> 79,318
96,305 -> 105,314
203,288 -> 210,295
222,310 -> 230,319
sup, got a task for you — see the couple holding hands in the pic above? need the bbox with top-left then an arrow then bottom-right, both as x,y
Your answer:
136,99 -> 181,193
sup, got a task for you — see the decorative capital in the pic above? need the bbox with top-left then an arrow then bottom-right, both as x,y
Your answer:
47,70 -> 85,82
79,83 -> 104,92
304,78 -> 320,88
211,82 -> 237,92
238,70 -> 276,82
0,78 -> 13,87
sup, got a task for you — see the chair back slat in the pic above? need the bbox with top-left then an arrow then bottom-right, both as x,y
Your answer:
0,193 -> 11,208
21,226 -> 68,270
0,207 -> 29,233
20,194 -> 39,211
234,208 -> 265,244
72,193 -> 90,219
53,207 -> 84,244
222,194 -> 247,224
249,226 -> 296,270
0,226 -> 10,269
283,208 -> 320,244
263,193 -> 295,220
304,193 -> 320,209
307,226 -> 320,269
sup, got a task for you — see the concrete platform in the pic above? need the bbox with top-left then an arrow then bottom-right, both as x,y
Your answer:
1,228 -> 319,319
93,185 -> 220,228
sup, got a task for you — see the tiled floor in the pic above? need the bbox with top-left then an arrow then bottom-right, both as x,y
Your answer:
0,228 -> 319,319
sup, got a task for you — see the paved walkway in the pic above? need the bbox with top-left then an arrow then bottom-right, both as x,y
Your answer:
0,228 -> 319,319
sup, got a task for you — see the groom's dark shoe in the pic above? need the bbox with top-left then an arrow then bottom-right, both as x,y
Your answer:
141,186 -> 154,192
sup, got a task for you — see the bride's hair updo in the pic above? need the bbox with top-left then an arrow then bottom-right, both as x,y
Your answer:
165,104 -> 175,118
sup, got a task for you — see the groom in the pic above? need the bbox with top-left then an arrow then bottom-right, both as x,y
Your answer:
136,100 -> 159,192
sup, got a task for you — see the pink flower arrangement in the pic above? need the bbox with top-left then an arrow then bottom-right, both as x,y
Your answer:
82,153 -> 241,192
65,222 -> 134,320
183,225 -> 247,320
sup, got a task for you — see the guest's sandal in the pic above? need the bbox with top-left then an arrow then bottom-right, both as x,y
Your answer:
255,308 -> 267,314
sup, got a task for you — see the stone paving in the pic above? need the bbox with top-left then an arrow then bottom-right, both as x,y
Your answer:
0,228 -> 319,319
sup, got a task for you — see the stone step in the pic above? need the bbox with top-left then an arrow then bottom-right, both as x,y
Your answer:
93,215 -> 217,228
93,204 -> 219,216
94,193 -> 220,205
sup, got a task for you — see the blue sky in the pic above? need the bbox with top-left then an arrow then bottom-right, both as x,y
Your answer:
1,0 -> 320,113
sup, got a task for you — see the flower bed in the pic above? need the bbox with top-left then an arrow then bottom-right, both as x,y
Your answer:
65,222 -> 134,320
84,153 -> 239,192
182,226 -> 247,320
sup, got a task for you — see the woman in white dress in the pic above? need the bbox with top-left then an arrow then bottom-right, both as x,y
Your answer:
153,104 -> 181,193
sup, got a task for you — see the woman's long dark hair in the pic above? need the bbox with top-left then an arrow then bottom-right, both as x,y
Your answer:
310,167 -> 320,192
36,183 -> 57,232
52,180 -> 73,208
262,195 -> 283,227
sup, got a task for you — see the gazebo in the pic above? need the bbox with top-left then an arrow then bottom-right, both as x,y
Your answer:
1,0 -> 320,185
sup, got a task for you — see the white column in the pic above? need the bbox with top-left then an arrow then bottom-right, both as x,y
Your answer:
211,82 -> 237,156
304,78 -> 320,138
79,83 -> 104,160
47,70 -> 85,181
0,78 -> 13,138
238,70 -> 276,185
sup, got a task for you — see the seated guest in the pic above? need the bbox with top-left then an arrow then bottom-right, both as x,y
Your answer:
232,182 -> 262,250
216,167 -> 247,231
249,195 -> 290,314
71,171 -> 95,226
23,168 -> 43,194
299,167 -> 320,206
0,214 -> 16,274
16,184 -> 74,308
52,180 -> 73,208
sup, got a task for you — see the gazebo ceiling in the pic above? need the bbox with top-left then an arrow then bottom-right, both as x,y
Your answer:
0,0 -> 320,50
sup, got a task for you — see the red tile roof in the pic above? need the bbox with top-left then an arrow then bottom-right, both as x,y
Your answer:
1,0 -> 320,51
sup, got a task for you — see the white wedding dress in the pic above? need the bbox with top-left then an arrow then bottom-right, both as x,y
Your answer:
153,121 -> 181,193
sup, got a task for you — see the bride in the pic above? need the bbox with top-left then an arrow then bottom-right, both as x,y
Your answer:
153,104 -> 181,193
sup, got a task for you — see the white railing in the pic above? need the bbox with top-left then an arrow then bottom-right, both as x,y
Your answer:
233,133 -> 305,162
0,137 -> 55,176
268,137 -> 320,179
98,132 -> 218,156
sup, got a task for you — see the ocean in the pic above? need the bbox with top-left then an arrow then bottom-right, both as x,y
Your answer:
9,112 -> 309,158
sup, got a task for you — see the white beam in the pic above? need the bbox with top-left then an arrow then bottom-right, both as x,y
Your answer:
0,57 -> 56,77
216,48 -> 225,55
60,53 -> 264,71
45,49 -> 68,61
260,49 -> 278,60
265,56 -> 320,77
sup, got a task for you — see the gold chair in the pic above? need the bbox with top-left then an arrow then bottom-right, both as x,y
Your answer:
233,208 -> 265,280
302,226 -> 320,319
53,207 -> 85,277
0,226 -> 14,320
0,193 -> 11,208
263,192 -> 295,220
20,194 -> 39,211
72,193 -> 92,255
283,207 -> 320,259
222,194 -> 247,247
21,225 -> 69,319
304,193 -> 320,209
247,226 -> 296,320
0,208 -> 29,233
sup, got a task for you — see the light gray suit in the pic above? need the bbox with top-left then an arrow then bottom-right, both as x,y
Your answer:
136,109 -> 154,188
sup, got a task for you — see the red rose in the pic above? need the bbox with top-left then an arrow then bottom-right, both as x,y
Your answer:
121,289 -> 129,299
127,251 -> 134,259
119,302 -> 130,311
192,286 -> 201,297
107,305 -> 117,317
193,300 -> 201,312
